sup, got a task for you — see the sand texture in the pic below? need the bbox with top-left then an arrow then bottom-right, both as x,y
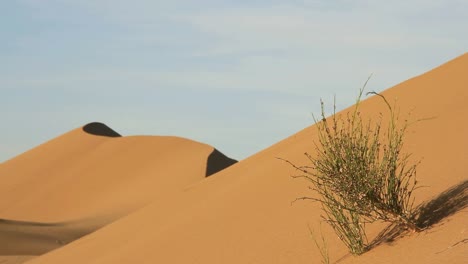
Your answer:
1,53 -> 467,264
0,123 -> 236,262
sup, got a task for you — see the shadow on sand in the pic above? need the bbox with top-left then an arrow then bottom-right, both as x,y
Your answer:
82,122 -> 121,137
205,149 -> 237,177
0,217 -> 105,256
369,179 -> 468,248
0,219 -> 70,255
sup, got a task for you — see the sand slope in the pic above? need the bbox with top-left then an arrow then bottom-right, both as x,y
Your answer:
0,123 -> 236,260
0,122 -> 236,222
14,53 -> 468,263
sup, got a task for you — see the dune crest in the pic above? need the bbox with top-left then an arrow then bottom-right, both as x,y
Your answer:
22,53 -> 468,264
2,53 -> 467,264
0,122 -> 237,222
0,122 -> 237,262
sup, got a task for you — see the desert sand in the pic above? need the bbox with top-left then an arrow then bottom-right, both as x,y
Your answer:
0,123 -> 236,263
1,53 -> 467,264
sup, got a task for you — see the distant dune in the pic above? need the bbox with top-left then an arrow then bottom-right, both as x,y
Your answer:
0,123 -> 236,261
2,53 -> 467,264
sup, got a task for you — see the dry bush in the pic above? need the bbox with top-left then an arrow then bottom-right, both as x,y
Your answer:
282,83 -> 419,255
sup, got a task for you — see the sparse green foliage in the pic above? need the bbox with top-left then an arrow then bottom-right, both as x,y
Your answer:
308,224 -> 330,264
281,81 -> 419,255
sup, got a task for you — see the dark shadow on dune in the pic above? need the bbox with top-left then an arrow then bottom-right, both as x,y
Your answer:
414,179 -> 468,228
0,219 -> 68,255
82,122 -> 121,137
0,218 -> 102,255
368,223 -> 405,249
0,219 -> 60,227
205,149 -> 237,177
369,179 -> 468,248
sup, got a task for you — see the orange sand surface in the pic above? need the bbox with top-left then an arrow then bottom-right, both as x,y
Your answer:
1,53 -> 467,264
0,123 -> 236,262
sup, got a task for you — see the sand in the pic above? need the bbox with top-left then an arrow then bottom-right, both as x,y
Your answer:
1,53 -> 467,264
0,123 -> 236,262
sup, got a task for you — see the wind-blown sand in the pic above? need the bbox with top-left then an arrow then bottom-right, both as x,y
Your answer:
2,53 -> 467,264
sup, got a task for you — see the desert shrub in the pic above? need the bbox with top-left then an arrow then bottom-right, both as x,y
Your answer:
308,224 -> 331,264
282,83 -> 419,255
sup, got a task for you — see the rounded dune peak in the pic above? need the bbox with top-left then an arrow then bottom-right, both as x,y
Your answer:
82,122 -> 121,137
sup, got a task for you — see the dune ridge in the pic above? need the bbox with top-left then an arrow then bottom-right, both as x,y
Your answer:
0,123 -> 237,262
22,52 -> 468,264
2,53 -> 467,264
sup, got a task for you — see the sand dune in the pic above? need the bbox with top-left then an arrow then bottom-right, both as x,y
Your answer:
0,256 -> 34,264
0,218 -> 103,256
0,123 -> 236,261
0,122 -> 236,222
3,53 -> 467,264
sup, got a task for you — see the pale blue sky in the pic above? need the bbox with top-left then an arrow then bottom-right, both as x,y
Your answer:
1,0 -> 467,162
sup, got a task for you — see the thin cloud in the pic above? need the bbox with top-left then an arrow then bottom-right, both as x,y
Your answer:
1,0 -> 467,162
